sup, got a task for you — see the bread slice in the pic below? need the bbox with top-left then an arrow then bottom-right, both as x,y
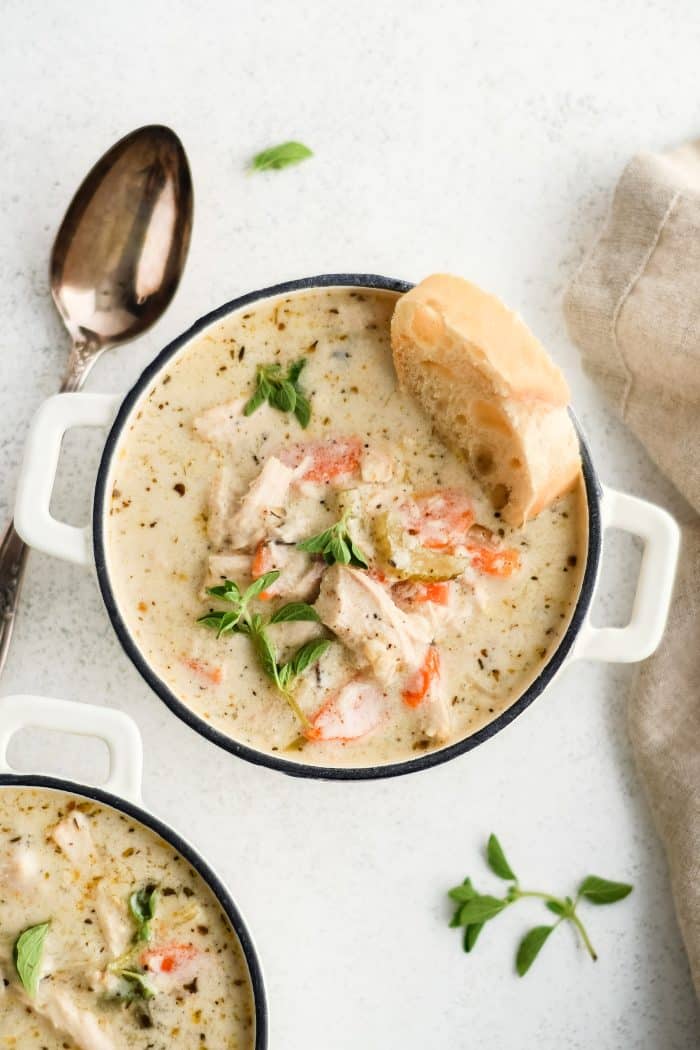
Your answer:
391,274 -> 581,526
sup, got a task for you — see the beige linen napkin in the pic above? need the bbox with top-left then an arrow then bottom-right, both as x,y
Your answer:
564,141 -> 700,996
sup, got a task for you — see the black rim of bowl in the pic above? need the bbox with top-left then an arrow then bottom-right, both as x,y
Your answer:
0,773 -> 268,1049
93,273 -> 602,781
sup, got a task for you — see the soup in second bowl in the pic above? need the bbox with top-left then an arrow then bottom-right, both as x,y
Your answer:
0,787 -> 255,1049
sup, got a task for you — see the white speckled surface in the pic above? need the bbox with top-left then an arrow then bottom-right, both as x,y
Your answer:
1,1 -> 698,1045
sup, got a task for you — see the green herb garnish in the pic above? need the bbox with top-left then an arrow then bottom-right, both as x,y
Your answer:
251,141 -> 313,172
244,358 -> 311,428
109,966 -> 156,1001
447,833 -> 633,976
297,513 -> 368,568
129,884 -> 158,943
13,921 -> 50,997
197,574 -> 330,727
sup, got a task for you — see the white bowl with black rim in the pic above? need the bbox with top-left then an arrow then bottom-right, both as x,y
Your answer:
0,693 -> 268,1045
14,274 -> 681,780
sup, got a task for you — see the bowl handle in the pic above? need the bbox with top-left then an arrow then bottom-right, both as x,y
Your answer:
0,694 -> 143,803
572,485 -> 680,663
14,393 -> 120,566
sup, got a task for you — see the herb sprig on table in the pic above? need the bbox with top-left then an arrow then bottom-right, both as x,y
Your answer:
447,834 -> 633,975
250,141 -> 313,172
297,513 -> 368,568
197,572 -> 330,726
13,921 -> 50,997
244,358 -> 311,427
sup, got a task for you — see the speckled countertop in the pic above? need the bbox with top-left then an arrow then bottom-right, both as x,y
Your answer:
1,1 -> 698,1046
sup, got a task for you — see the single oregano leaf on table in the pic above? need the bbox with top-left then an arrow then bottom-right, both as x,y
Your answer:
578,876 -> 633,905
445,832 -> 633,977
487,833 -> 517,881
251,141 -> 313,172
14,921 -> 50,996
516,925 -> 555,976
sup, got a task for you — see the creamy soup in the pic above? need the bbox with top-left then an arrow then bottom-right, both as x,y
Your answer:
106,288 -> 586,768
0,787 -> 255,1049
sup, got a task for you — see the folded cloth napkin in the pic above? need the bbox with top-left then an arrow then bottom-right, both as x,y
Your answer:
564,141 -> 700,996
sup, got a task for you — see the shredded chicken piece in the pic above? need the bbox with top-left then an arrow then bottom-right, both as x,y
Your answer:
95,883 -> 132,958
201,552 -> 252,598
206,465 -> 234,546
193,397 -> 248,446
308,677 -> 386,741
1,844 -> 41,893
33,987 -> 114,1050
360,444 -> 395,483
255,542 -> 325,602
314,565 -> 432,685
228,456 -> 297,549
49,811 -> 96,866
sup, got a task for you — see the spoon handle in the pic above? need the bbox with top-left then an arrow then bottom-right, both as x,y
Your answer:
0,343 -> 98,676
0,523 -> 30,674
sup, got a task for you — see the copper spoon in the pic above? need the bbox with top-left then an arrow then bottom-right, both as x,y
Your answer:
0,124 -> 193,671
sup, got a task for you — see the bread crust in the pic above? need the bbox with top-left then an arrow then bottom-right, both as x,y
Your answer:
392,274 -> 570,406
391,274 -> 581,525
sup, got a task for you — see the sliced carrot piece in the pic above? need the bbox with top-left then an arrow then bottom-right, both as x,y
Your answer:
280,437 -> 362,484
142,942 -> 199,974
392,579 -> 451,606
467,544 -> 520,577
251,541 -> 276,599
402,646 -> 441,708
307,678 -> 385,742
181,656 -> 223,685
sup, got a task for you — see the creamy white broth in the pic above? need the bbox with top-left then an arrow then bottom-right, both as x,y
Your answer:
0,787 -> 255,1049
106,288 -> 586,768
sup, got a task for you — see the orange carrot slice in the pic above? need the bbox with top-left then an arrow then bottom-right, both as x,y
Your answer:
251,541 -> 276,599
467,544 -> 520,577
181,656 -> 223,685
392,579 -> 451,606
402,646 -> 441,708
142,943 -> 198,974
280,437 -> 362,484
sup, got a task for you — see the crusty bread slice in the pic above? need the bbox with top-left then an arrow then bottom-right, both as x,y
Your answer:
391,274 -> 581,526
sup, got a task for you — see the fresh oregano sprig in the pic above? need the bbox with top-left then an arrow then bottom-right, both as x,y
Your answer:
447,833 -> 633,976
197,573 -> 330,727
244,358 -> 311,427
297,512 -> 368,568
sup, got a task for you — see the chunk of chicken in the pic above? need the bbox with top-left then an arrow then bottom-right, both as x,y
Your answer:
206,465 -> 234,546
402,646 -> 451,742
1,844 -> 40,893
49,811 -> 96,866
229,456 -> 297,549
308,677 -> 386,741
35,987 -> 114,1050
200,552 -> 252,598
252,541 -> 325,602
193,397 -> 247,446
314,565 -> 432,685
360,443 -> 395,484
95,883 -> 132,958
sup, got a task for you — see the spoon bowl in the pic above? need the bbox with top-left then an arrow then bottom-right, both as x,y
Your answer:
51,124 -> 193,382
